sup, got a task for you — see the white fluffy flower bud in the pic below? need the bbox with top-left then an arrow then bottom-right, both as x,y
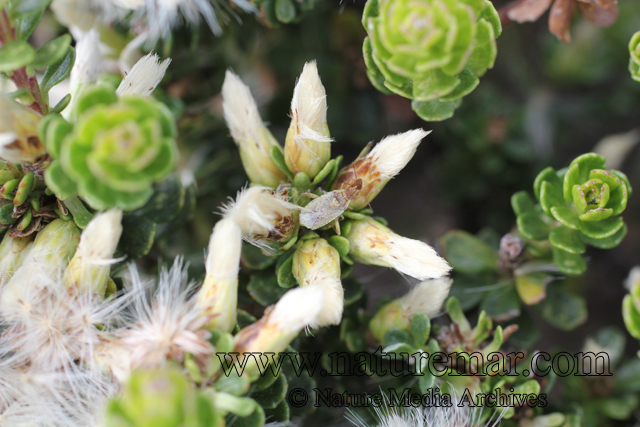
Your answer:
116,52 -> 171,97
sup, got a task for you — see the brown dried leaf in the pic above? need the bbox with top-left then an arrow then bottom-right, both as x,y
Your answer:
549,0 -> 578,43
579,2 -> 618,27
507,0 -> 554,22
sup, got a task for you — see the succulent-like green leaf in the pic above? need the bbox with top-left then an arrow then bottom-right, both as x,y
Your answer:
517,212 -> 551,241
252,373 -> 288,410
441,230 -> 497,273
410,314 -> 431,347
549,226 -> 585,254
581,223 -> 627,249
41,47 -> 75,94
537,285 -> 587,330
579,216 -> 624,239
247,271 -> 287,306
31,34 -> 72,69
412,98 -> 460,122
0,41 -> 36,72
552,246 -> 587,275
480,285 -> 520,321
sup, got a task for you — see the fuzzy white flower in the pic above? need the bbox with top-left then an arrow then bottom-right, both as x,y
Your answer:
221,70 -> 288,187
345,217 -> 451,281
196,218 -> 242,332
65,29 -> 102,119
101,259 -> 213,381
116,52 -> 171,97
0,265 -> 127,372
308,276 -> 344,328
131,0 -> 256,42
221,186 -> 298,251
284,61 -> 333,178
347,393 -> 506,427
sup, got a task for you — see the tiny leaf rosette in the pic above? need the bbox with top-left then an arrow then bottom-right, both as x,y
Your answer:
362,0 -> 502,121
45,85 -> 178,211
515,153 -> 630,275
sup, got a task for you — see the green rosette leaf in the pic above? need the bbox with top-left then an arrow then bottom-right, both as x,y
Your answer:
630,31 -> 640,82
362,0 -> 499,121
55,87 -> 178,211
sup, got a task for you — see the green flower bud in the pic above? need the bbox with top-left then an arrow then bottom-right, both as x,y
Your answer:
284,61 -> 332,179
362,0 -> 502,121
345,217 -> 451,280
63,210 -> 122,296
292,238 -> 341,285
292,238 -> 344,327
29,218 -> 81,270
45,86 -> 178,211
0,233 -> 35,286
370,278 -> 451,342
106,367 -> 219,427
196,218 -> 242,332
630,31 -> 640,82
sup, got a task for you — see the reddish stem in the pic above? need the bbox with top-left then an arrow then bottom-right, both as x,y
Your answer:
0,8 -> 48,115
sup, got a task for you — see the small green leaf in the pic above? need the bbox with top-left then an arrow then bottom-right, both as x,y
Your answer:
383,328 -> 413,346
515,273 -> 548,305
264,400 -> 289,423
410,314 -> 431,347
511,191 -> 535,215
418,371 -> 436,393
13,5 -> 46,41
412,98 -> 460,122
130,175 -> 185,224
568,152 -> 606,183
550,205 -> 581,230
579,207 -> 613,222
233,405 -> 265,427
241,244 -> 278,270
327,235 -> 350,259
44,161 -> 77,200
293,172 -> 311,190
44,116 -> 72,159
446,297 -> 471,333
31,34 -> 72,69
119,215 -> 157,259
537,285 -> 587,330
269,146 -> 294,181
540,180 -> 566,217
311,159 -> 335,186
581,223 -> 627,249
579,216 -> 624,239
0,41 -> 36,72
252,373 -> 288,410
480,285 -> 520,321
247,271 -> 287,306
50,93 -> 71,114
276,255 -> 297,288
275,0 -> 296,23
552,247 -> 586,275
549,226 -> 585,254
517,212 -> 551,241
41,47 -> 75,93
440,230 -> 497,273
533,167 -> 561,202
325,155 -> 343,188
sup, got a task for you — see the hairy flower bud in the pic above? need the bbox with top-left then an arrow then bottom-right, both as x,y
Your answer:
116,52 -> 171,97
66,30 -> 102,119
222,71 -> 288,187
63,209 -> 123,295
331,129 -> 429,210
345,217 -> 451,280
292,238 -> 343,327
221,186 -> 298,252
370,278 -> 452,342
27,218 -> 82,270
234,285 -> 324,357
0,96 -> 45,164
196,218 -> 242,332
0,233 -> 35,287
284,61 -> 332,178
